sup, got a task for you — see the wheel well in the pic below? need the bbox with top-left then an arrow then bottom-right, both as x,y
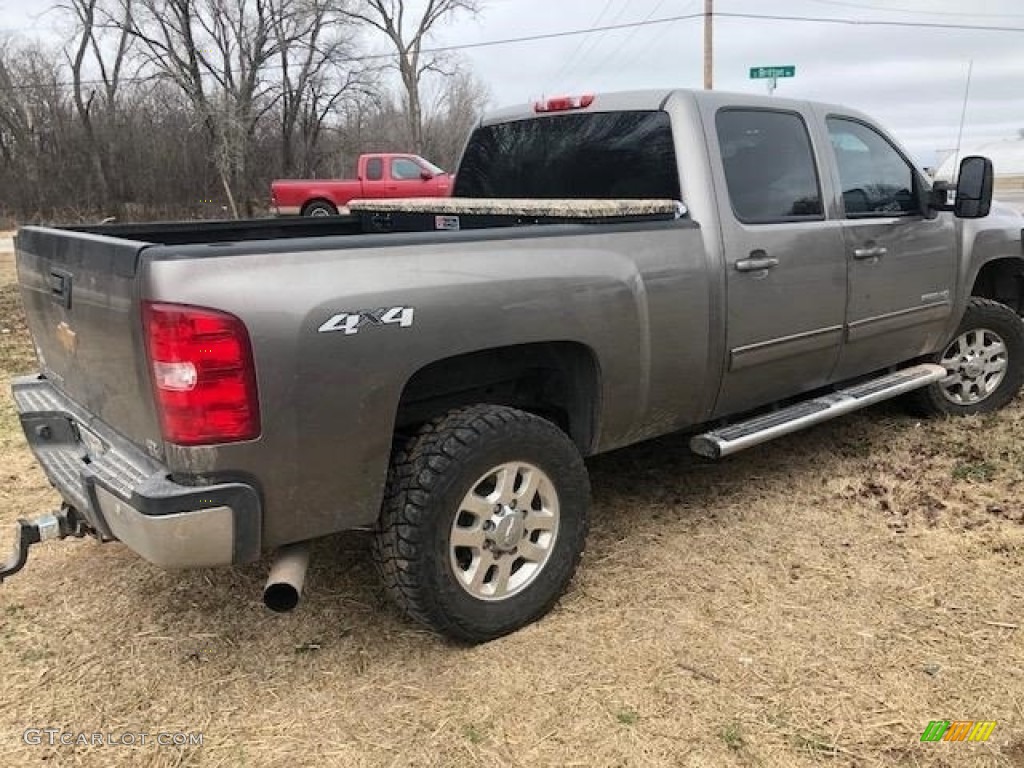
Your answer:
301,198 -> 337,215
971,258 -> 1024,314
395,342 -> 601,454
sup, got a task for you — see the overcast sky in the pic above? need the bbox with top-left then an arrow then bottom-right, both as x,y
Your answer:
2,0 -> 1022,167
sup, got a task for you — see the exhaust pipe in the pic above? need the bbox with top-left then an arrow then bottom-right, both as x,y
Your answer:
263,542 -> 310,613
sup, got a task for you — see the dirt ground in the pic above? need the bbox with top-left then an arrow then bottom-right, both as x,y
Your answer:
0,237 -> 1023,768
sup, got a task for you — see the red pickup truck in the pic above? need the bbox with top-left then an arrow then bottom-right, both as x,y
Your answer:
271,153 -> 452,216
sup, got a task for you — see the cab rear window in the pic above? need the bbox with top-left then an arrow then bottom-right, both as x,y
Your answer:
454,111 -> 681,200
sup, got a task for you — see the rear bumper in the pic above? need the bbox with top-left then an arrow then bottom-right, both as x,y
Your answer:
11,376 -> 261,568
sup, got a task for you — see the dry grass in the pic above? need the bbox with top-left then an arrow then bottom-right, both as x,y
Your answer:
1,243 -> 1023,768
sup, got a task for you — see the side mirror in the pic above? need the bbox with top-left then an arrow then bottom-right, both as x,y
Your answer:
954,155 -> 994,219
420,170 -> 434,181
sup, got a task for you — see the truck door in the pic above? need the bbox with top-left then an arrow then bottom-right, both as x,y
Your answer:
361,156 -> 387,198
709,107 -> 849,417
822,115 -> 958,379
388,156 -> 433,197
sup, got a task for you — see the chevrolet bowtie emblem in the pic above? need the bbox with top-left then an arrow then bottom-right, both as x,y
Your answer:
56,321 -> 77,354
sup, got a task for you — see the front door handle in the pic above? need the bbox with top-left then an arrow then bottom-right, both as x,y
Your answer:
735,256 -> 780,273
853,246 -> 888,260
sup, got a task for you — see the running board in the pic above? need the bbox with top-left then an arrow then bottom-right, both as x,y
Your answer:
690,363 -> 947,459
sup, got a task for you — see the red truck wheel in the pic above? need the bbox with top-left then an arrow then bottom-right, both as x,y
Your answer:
302,200 -> 338,217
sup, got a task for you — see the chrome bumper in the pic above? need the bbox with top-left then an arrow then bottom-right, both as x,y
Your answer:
11,376 -> 261,568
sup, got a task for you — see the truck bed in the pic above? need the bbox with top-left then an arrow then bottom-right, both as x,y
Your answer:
15,203 -> 706,550
64,198 -> 680,245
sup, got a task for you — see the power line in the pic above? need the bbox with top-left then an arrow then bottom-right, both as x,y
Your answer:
406,11 -> 1024,52
714,11 -> 1024,32
548,0 -> 619,88
1,12 -> 706,94
2,10 -> 1023,93
582,0 -> 680,85
612,5 -> 693,77
801,0 -> 1024,19
558,0 -> 638,89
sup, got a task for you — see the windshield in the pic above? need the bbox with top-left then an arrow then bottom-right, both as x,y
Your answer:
453,110 -> 681,200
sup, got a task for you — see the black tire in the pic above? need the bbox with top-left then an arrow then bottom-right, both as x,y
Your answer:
373,405 -> 590,643
302,200 -> 337,217
908,297 -> 1024,416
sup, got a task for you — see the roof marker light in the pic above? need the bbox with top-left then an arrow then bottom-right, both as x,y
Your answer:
534,94 -> 595,113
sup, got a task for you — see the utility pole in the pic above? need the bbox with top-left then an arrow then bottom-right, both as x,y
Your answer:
703,0 -> 713,89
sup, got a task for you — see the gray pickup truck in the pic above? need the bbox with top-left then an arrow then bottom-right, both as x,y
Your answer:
5,88 -> 1024,642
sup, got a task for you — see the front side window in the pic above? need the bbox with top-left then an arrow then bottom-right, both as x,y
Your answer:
391,157 -> 424,180
716,109 -> 824,224
827,117 -> 918,216
365,157 -> 384,181
454,111 -> 681,200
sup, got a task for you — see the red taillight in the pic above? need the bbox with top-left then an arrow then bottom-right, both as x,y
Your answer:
143,302 -> 260,446
534,94 -> 595,113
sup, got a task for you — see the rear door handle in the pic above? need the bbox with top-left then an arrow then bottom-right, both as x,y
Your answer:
853,246 -> 888,260
735,256 -> 780,273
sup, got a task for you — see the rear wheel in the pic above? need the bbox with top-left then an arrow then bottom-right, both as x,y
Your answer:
373,405 -> 590,643
909,297 -> 1024,416
302,200 -> 337,217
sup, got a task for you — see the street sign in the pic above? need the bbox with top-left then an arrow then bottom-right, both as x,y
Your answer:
750,66 -> 795,79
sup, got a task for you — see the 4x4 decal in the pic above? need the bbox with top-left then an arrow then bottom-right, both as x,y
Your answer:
318,306 -> 415,335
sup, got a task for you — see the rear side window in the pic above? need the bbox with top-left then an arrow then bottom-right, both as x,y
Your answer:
716,109 -> 823,223
365,157 -> 384,181
454,111 -> 681,200
826,117 -> 918,216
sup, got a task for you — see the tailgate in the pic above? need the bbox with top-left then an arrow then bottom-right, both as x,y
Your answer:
15,226 -> 161,452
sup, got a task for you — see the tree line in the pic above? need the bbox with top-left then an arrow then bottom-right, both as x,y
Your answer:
0,0 -> 488,223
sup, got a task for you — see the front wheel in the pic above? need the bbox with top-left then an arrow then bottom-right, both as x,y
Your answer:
373,405 -> 590,643
909,297 -> 1024,416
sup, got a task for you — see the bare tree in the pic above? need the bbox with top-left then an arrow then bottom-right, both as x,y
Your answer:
0,0 -> 495,223
421,68 -> 486,169
62,0 -> 134,207
116,0 -> 310,216
0,40 -> 32,170
274,0 -> 373,176
342,0 -> 481,153
0,40 -> 71,211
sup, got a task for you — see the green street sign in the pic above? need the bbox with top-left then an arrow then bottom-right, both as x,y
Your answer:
750,66 -> 795,79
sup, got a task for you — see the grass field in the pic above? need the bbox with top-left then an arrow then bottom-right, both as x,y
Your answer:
0,236 -> 1023,767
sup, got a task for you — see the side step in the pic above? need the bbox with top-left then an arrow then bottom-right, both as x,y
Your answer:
690,363 -> 946,459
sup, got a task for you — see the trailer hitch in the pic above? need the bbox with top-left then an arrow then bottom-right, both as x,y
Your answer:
0,506 -> 86,583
